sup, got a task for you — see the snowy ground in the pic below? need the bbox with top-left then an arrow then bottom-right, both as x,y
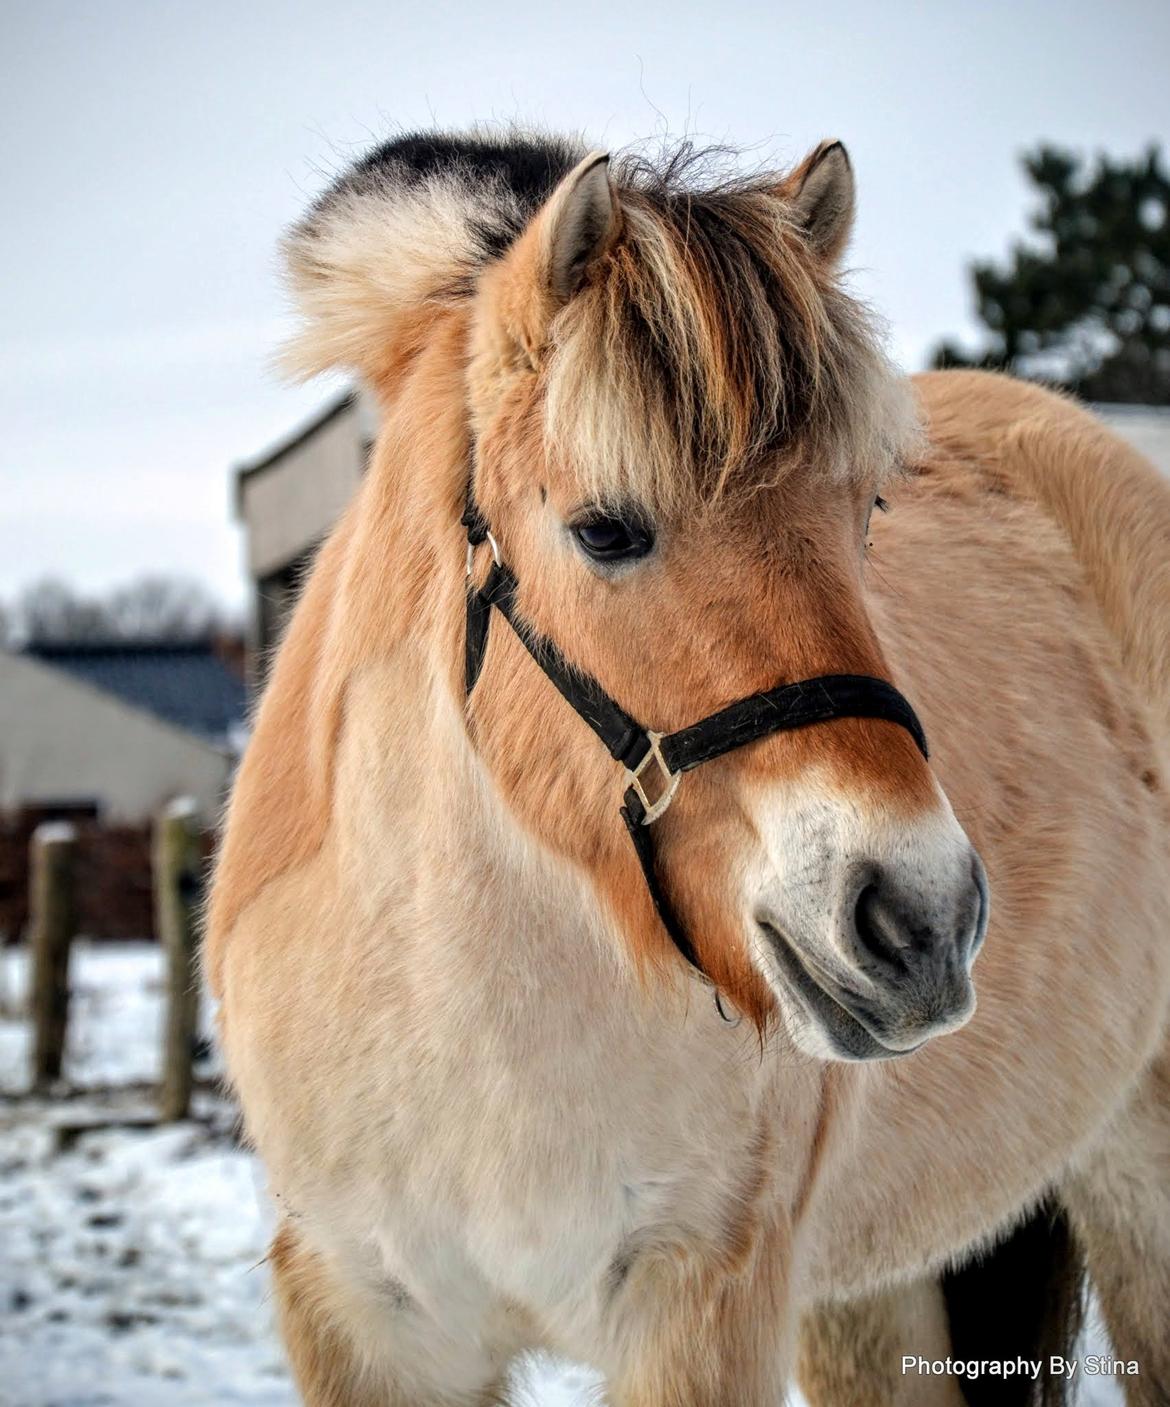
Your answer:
0,945 -> 601,1407
0,945 -> 1125,1407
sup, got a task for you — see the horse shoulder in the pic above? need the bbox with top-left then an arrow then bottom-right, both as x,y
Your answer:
204,513 -> 355,999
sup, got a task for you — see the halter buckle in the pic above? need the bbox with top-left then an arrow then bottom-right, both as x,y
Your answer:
625,731 -> 680,824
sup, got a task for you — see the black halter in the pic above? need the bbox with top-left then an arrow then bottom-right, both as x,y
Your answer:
462,490 -> 929,986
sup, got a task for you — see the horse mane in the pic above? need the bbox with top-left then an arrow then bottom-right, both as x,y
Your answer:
283,127 -> 919,511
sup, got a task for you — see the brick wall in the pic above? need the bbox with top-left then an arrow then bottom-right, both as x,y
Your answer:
0,814 -> 215,943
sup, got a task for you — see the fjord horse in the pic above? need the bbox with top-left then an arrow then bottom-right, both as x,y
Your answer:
207,132 -> 1170,1406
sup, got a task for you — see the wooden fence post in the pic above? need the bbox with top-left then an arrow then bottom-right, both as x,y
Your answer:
29,822 -> 78,1090
154,798 -> 203,1122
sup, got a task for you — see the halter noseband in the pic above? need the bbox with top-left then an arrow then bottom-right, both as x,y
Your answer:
461,488 -> 929,988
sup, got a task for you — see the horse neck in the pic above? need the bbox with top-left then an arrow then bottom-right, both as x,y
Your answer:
333,629 -> 632,1029
326,427 -> 620,1007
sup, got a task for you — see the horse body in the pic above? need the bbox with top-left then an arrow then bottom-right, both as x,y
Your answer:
216,396 -> 824,1389
208,131 -> 1170,1405
799,371 -> 1170,1298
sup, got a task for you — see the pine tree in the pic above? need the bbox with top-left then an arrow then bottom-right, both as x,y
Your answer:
933,145 -> 1170,404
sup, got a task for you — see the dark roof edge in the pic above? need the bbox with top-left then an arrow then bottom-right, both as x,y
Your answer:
24,639 -> 232,658
234,390 -> 356,508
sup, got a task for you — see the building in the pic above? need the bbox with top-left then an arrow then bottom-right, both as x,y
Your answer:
1092,404 -> 1170,475
0,641 -> 244,824
234,391 -> 377,671
234,393 -> 1170,679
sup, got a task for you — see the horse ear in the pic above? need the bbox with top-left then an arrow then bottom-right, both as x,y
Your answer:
538,151 -> 618,303
786,141 -> 855,263
476,149 -> 618,371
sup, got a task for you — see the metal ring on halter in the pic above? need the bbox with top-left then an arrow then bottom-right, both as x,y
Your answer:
466,531 -> 502,577
713,991 -> 742,1025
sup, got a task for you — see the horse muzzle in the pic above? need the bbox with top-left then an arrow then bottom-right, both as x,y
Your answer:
754,835 -> 988,1061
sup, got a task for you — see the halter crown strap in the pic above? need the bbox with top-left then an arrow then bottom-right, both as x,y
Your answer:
462,488 -> 929,992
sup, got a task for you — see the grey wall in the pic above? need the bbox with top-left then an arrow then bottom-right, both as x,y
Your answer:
1098,406 -> 1170,476
238,397 -> 375,580
0,652 -> 233,823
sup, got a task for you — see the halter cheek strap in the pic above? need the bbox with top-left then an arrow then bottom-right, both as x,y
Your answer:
461,493 -> 929,989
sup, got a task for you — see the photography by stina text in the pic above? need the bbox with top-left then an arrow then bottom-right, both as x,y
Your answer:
901,1356 -> 1141,1382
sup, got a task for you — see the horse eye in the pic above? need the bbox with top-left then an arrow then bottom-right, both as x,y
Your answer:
572,514 -> 654,563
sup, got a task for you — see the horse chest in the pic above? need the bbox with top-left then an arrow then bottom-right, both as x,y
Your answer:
314,995 -> 776,1320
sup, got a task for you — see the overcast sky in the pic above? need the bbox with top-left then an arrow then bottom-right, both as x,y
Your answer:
3,0 -> 1168,611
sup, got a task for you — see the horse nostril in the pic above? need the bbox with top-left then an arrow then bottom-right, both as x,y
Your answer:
852,876 -> 908,962
849,857 -> 986,970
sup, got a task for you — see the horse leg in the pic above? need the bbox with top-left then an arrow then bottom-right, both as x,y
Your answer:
599,1223 -> 791,1407
1061,1047 -> 1170,1406
796,1278 -> 966,1407
269,1221 -> 513,1407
